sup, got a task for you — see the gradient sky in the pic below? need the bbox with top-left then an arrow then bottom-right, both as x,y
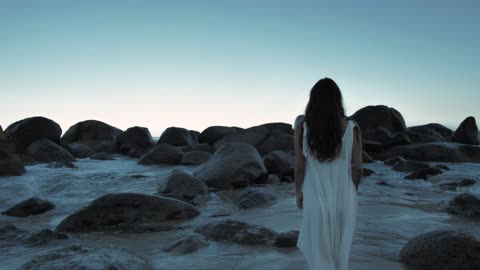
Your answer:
1,0 -> 479,136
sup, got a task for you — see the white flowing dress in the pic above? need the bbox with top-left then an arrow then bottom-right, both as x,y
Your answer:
297,120 -> 358,270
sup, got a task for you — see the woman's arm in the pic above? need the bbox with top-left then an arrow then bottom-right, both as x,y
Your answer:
294,115 -> 306,209
351,121 -> 363,191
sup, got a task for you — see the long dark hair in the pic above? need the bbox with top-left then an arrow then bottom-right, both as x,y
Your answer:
304,78 -> 346,162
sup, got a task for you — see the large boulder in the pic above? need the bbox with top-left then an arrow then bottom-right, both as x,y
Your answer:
350,105 -> 406,140
257,130 -> 294,156
138,143 -> 184,165
181,151 -> 212,165
67,142 -> 95,158
60,120 -> 122,152
158,127 -> 198,146
181,143 -> 210,153
403,130 -> 446,144
400,230 -> 480,270
2,197 -> 54,217
5,116 -> 62,154
194,220 -> 277,246
193,143 -> 268,189
385,142 -> 480,163
262,150 -> 294,178
25,139 -> 76,163
19,245 -> 152,270
199,126 -> 237,145
163,234 -> 209,255
447,193 -> 480,218
0,147 -> 26,176
115,126 -> 154,157
440,179 -> 476,191
391,160 -> 430,172
157,170 -> 209,199
233,187 -> 277,209
452,116 -> 479,145
404,167 -> 443,180
408,123 -> 453,141
273,230 -> 299,247
56,193 -> 200,233
213,126 -> 270,152
259,122 -> 294,135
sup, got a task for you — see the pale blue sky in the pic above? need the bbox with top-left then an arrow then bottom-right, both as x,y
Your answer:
1,0 -> 479,135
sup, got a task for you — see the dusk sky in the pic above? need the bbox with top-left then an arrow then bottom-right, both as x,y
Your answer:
1,0 -> 479,135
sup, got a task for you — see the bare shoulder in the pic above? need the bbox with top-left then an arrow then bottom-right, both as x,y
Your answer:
294,114 -> 305,130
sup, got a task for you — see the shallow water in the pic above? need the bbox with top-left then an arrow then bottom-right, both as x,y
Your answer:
1,157 -> 479,270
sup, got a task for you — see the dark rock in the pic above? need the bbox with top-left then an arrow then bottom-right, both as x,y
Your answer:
363,168 -> 375,177
350,105 -> 406,140
199,126 -> 236,145
404,167 -> 443,180
281,176 -> 294,183
5,116 -> 62,154
25,229 -> 68,246
25,139 -> 76,163
233,187 -> 277,209
158,127 -> 198,146
163,234 -> 209,254
376,180 -> 392,186
452,116 -> 479,145
46,161 -> 76,169
2,197 -> 55,217
400,230 -> 480,270
256,130 -> 294,156
194,220 -> 277,246
273,230 -> 299,247
262,150 -> 294,178
0,223 -> 30,247
434,164 -> 450,171
56,193 -> 200,232
61,120 -> 122,152
392,160 -> 430,172
138,143 -> 184,165
259,122 -> 294,135
157,170 -> 208,199
181,143 -> 210,153
90,152 -> 114,160
386,142 -> 480,163
191,194 -> 211,206
67,142 -> 95,158
363,151 -> 374,163
0,150 -> 26,176
403,130 -> 446,144
193,143 -> 267,189
409,123 -> 453,141
19,245 -> 153,270
384,156 -> 406,166
181,151 -> 212,165
115,126 -> 154,158
447,193 -> 480,218
265,174 -> 281,185
213,126 -> 270,152
440,179 -> 476,191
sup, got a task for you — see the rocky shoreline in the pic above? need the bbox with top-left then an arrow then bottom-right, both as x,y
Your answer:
1,104 -> 480,269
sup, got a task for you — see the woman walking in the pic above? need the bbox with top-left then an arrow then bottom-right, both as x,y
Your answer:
295,78 -> 363,270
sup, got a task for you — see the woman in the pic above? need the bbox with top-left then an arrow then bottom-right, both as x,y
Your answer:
295,78 -> 363,270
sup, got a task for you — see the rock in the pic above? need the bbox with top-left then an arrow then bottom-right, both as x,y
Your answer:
0,150 -> 26,176
259,122 -> 294,135
2,197 -> 55,217
452,116 -> 479,145
408,123 -> 454,141
67,142 -> 95,158
46,161 -> 77,169
440,179 -> 476,191
350,105 -> 406,140
194,220 -> 277,246
181,143 -> 210,153
163,234 -> 209,255
25,229 -> 68,246
392,160 -> 430,172
158,127 -> 198,146
363,168 -> 375,177
61,120 -> 122,152
193,143 -> 268,189
265,174 -> 282,185
25,139 -> 76,163
233,187 -> 277,209
138,143 -> 184,165
434,164 -> 450,171
157,170 -> 208,199
19,245 -> 152,270
273,230 -> 299,247
115,126 -> 154,157
262,150 -> 294,178
181,151 -> 212,165
404,167 -> 443,180
5,116 -> 62,154
400,230 -> 480,270
256,130 -> 294,156
363,151 -> 374,163
199,126 -> 237,145
90,152 -> 114,160
0,223 -> 30,248
56,193 -> 200,232
212,126 -> 270,152
447,193 -> 480,218
191,194 -> 211,206
403,130 -> 446,144
383,156 -> 405,166
376,180 -> 392,186
386,142 -> 480,163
